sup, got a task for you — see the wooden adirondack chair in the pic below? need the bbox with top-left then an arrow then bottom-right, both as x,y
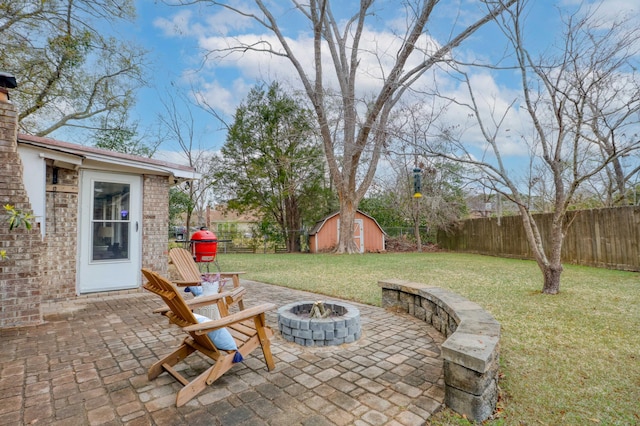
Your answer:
141,268 -> 276,407
169,247 -> 246,310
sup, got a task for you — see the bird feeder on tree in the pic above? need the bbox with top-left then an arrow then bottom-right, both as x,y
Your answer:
413,167 -> 422,198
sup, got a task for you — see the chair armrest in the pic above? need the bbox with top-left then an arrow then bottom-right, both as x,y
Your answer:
189,287 -> 246,310
173,279 -> 200,287
152,287 -> 246,314
174,273 -> 245,287
183,303 -> 276,334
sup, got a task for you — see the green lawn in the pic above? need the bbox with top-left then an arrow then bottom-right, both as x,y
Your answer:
216,252 -> 640,425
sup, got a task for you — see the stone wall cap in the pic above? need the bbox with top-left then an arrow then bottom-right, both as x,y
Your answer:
442,332 -> 499,373
378,279 -> 438,293
455,309 -> 500,328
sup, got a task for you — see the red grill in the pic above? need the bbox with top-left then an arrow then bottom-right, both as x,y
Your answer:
190,228 -> 218,262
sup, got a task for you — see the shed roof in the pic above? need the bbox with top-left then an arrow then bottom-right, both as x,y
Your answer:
18,133 -> 199,182
309,210 -> 386,235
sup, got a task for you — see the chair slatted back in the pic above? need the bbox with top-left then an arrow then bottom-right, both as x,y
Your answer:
169,247 -> 202,284
141,268 -> 216,351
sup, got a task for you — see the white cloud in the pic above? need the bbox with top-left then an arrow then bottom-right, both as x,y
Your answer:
153,149 -> 192,165
560,0 -> 638,24
154,10 -> 196,37
203,4 -> 256,36
153,1 -> 257,38
154,147 -> 223,166
193,78 -> 252,116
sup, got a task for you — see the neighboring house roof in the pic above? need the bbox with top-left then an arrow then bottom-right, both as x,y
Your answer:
309,210 -> 386,235
17,133 -> 199,182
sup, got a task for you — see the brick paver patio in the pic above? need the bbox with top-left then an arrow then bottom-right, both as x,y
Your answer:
0,280 -> 445,425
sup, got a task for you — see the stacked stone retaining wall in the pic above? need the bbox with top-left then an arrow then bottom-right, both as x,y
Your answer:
379,279 -> 501,422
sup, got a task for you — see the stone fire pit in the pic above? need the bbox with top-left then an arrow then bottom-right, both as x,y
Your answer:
277,301 -> 361,346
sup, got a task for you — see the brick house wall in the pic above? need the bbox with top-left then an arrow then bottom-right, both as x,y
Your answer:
142,174 -> 170,276
0,79 -> 196,329
41,166 -> 79,302
35,168 -> 172,303
0,98 -> 44,327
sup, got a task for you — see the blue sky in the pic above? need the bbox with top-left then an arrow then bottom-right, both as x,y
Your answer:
121,0 -> 638,166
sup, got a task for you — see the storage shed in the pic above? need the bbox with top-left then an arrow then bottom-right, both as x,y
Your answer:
309,210 -> 386,253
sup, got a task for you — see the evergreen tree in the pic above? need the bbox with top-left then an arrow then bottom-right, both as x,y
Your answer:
215,82 -> 332,252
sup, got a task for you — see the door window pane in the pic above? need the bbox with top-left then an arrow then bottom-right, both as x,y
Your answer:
92,181 -> 131,261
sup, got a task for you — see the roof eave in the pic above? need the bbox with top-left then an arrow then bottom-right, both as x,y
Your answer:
17,133 -> 200,181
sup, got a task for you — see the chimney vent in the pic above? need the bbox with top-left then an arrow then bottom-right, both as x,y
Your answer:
0,72 -> 17,89
0,72 -> 17,102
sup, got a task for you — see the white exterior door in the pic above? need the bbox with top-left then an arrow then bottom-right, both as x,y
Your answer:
78,171 -> 142,293
353,219 -> 364,253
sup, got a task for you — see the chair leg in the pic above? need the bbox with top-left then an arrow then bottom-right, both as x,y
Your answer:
261,341 -> 275,371
230,275 -> 245,310
175,354 -> 235,407
205,353 -> 236,385
254,314 -> 276,371
148,343 -> 195,380
175,368 -> 210,407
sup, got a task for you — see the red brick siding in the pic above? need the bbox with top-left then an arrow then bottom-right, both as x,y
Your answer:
0,101 -> 43,327
142,174 -> 169,276
41,166 -> 78,302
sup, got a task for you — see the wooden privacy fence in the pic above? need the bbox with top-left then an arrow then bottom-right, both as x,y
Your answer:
437,206 -> 640,272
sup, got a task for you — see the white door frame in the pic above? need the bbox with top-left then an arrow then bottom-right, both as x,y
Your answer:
78,170 -> 142,294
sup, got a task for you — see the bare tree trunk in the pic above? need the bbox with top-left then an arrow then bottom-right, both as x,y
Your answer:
542,263 -> 562,294
336,197 -> 358,253
519,203 -> 565,294
285,196 -> 301,253
611,158 -> 627,205
541,214 -> 565,294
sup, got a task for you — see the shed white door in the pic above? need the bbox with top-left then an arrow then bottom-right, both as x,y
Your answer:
353,219 -> 364,253
78,171 -> 142,293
